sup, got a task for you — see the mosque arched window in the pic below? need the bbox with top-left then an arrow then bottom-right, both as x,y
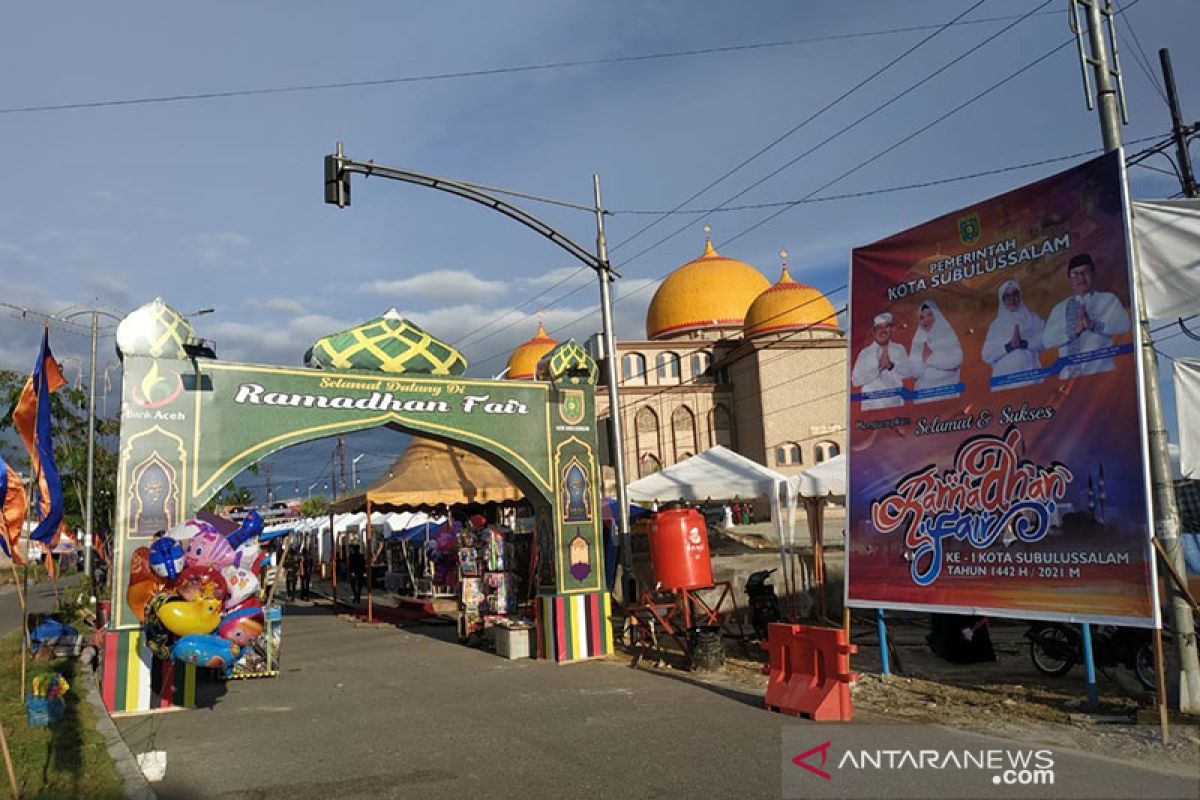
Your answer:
638,453 -> 662,478
656,352 -> 681,383
672,405 -> 698,464
712,404 -> 734,449
623,353 -> 647,385
775,443 -> 802,466
635,406 -> 660,472
690,352 -> 711,380
815,440 -> 840,463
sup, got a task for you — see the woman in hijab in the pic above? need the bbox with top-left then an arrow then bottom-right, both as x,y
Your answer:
982,279 -> 1045,389
909,299 -> 963,402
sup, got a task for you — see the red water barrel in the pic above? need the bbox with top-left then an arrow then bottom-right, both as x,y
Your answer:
649,505 -> 713,590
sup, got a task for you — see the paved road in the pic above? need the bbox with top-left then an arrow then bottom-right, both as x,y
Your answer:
113,601 -> 1197,800
0,577 -> 84,635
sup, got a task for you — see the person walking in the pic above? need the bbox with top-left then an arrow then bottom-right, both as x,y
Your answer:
284,546 -> 299,602
348,544 -> 367,604
299,546 -> 314,601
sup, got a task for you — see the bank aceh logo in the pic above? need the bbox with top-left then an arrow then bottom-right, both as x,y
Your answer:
792,741 -> 832,780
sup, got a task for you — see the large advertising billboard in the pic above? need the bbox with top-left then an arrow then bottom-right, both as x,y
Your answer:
846,150 -> 1158,627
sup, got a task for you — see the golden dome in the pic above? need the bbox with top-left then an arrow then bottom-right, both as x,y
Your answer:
645,238 -> 770,340
744,266 -> 839,338
506,321 -> 558,380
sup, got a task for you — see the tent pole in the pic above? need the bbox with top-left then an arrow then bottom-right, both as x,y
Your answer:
366,500 -> 374,623
329,509 -> 337,607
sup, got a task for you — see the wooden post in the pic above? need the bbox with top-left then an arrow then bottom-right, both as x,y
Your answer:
0,720 -> 19,800
366,500 -> 373,623
1153,626 -> 1170,744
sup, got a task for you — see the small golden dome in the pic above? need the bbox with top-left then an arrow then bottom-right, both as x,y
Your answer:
645,238 -> 770,340
506,321 -> 558,380
744,266 -> 839,338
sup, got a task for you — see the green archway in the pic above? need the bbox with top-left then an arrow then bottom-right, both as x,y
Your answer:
104,301 -> 611,713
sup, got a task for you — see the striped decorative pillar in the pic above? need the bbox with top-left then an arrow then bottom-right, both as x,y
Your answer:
100,629 -> 198,714
536,592 -> 613,662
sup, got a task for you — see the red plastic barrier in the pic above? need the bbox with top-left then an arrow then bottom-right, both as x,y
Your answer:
762,623 -> 858,721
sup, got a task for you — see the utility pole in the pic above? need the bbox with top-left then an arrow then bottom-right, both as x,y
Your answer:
337,436 -> 347,496
1073,0 -> 1200,713
84,312 -> 98,603
593,175 -> 634,593
263,462 -> 273,505
1159,48 -> 1198,199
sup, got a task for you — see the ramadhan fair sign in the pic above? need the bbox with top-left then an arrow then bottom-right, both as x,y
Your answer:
846,151 -> 1158,626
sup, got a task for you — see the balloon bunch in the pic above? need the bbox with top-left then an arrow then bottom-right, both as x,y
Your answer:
126,511 -> 267,675
31,673 -> 69,701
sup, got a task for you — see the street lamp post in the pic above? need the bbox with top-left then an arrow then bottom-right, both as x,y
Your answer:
351,454 -> 365,489
324,143 -> 635,588
55,305 -> 214,603
307,482 -> 320,499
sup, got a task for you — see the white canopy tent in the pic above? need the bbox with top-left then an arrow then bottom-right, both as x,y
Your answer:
626,445 -> 791,582
786,454 -> 847,620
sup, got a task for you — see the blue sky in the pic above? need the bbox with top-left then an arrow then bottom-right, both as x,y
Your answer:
1,1 -> 1196,498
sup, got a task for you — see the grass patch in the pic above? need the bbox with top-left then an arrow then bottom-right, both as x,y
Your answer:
0,629 -> 125,799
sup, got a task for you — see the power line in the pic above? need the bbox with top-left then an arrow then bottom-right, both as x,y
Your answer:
1113,0 -> 1169,106
609,0 -> 990,257
469,15 -> 1078,368
0,13 -> 1062,117
450,1 -> 1003,350
615,0 -> 1055,268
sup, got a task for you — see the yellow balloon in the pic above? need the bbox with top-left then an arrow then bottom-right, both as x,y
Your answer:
159,598 -> 222,637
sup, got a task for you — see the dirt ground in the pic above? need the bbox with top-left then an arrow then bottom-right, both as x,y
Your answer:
621,614 -> 1200,775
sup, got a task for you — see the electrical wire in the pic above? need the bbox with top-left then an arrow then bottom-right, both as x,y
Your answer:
0,12 -> 1063,117
1113,0 -> 1169,106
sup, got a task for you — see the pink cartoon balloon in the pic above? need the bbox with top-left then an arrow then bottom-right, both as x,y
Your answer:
218,598 -> 265,648
185,530 -> 236,570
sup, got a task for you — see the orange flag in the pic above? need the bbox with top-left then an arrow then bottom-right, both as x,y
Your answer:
0,460 -> 26,564
12,328 -> 68,549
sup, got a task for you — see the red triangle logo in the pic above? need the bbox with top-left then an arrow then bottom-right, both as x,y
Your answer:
792,741 -> 832,780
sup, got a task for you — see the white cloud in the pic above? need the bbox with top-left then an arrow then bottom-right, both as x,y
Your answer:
184,232 -> 252,266
0,241 -> 40,266
259,297 -> 307,314
367,270 -> 508,304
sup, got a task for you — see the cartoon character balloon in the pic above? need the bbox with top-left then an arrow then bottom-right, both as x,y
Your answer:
148,536 -> 186,581
169,518 -> 218,542
218,599 -> 265,649
172,634 -> 239,671
175,565 -> 229,603
231,540 -> 261,572
185,530 -> 235,570
159,597 -> 223,637
221,566 -> 260,610
227,510 -> 263,549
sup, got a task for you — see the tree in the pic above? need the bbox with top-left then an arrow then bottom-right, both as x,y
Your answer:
300,495 -> 330,518
0,368 -> 119,535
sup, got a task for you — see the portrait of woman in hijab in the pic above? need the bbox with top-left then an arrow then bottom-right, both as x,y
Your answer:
981,279 -> 1046,390
908,299 -> 963,402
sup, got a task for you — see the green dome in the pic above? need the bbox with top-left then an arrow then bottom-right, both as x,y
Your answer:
306,309 -> 467,375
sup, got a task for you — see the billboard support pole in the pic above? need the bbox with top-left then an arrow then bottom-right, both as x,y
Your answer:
1074,0 -> 1200,715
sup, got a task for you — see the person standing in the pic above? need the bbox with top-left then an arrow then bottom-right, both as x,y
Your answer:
908,300 -> 964,402
283,546 -> 299,602
982,279 -> 1046,389
348,544 -> 367,604
1043,253 -> 1131,379
299,546 -> 314,601
851,312 -> 912,410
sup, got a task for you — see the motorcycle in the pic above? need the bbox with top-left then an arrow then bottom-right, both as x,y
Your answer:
1025,622 -> 1156,691
744,569 -> 781,639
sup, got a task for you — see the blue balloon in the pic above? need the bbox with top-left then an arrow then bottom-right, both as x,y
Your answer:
171,634 -> 238,673
148,536 -> 186,580
227,510 -> 264,549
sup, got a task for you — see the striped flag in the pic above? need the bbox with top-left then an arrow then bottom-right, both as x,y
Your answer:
0,455 -> 27,563
12,328 -> 68,548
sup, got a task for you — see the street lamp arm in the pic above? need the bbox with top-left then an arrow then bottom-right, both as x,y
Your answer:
335,156 -> 622,279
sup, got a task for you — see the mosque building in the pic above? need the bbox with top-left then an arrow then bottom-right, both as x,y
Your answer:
506,233 -> 847,488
